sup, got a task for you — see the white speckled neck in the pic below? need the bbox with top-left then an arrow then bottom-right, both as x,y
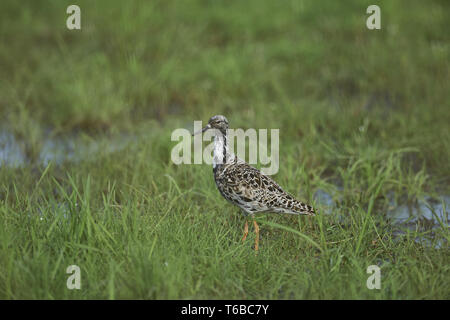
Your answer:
212,130 -> 228,168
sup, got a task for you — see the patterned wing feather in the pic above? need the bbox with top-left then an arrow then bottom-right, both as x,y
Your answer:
214,161 -> 316,216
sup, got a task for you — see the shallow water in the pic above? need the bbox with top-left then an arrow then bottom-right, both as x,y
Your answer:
314,188 -> 449,249
313,189 -> 335,213
386,193 -> 449,249
0,130 -> 26,167
0,129 -> 136,168
386,194 -> 450,226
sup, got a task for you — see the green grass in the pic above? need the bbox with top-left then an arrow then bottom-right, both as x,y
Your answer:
0,0 -> 449,299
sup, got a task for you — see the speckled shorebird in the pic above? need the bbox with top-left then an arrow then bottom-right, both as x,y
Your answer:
192,115 -> 316,251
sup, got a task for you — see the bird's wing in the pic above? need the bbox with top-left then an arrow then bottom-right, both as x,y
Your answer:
218,161 -> 315,215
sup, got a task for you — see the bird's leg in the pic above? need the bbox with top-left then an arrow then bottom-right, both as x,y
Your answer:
253,219 -> 259,251
242,220 -> 249,242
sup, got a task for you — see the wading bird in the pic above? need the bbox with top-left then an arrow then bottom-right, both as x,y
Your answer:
192,115 -> 316,251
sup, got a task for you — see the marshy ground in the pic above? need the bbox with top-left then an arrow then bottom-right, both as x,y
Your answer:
0,0 -> 449,299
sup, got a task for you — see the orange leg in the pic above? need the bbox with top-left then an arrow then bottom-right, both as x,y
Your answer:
242,221 -> 249,242
253,219 -> 259,251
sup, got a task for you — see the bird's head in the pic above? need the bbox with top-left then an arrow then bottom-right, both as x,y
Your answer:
192,115 -> 229,136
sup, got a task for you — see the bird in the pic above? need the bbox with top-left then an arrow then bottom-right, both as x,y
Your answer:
192,115 -> 316,251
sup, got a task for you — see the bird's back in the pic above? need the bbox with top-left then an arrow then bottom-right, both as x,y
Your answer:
214,155 -> 316,216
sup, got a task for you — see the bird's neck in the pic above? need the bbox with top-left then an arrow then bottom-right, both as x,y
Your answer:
213,129 -> 229,168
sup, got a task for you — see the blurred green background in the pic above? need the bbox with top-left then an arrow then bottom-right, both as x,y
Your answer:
1,0 -> 449,174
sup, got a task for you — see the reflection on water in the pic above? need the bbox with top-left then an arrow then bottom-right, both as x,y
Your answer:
386,194 -> 449,226
313,189 -> 335,213
386,193 -> 449,249
0,131 -> 26,167
0,129 -> 136,168
313,188 -> 448,249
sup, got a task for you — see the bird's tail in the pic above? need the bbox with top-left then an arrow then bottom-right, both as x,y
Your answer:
292,200 -> 316,216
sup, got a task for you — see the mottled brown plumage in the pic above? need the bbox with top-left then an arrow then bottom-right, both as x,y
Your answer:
214,159 -> 315,216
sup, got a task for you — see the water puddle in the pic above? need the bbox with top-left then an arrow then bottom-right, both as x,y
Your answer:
386,193 -> 449,249
0,129 -> 137,168
314,188 -> 449,249
386,194 -> 449,225
0,130 -> 26,167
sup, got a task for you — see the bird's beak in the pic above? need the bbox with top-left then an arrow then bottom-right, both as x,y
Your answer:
192,123 -> 211,136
